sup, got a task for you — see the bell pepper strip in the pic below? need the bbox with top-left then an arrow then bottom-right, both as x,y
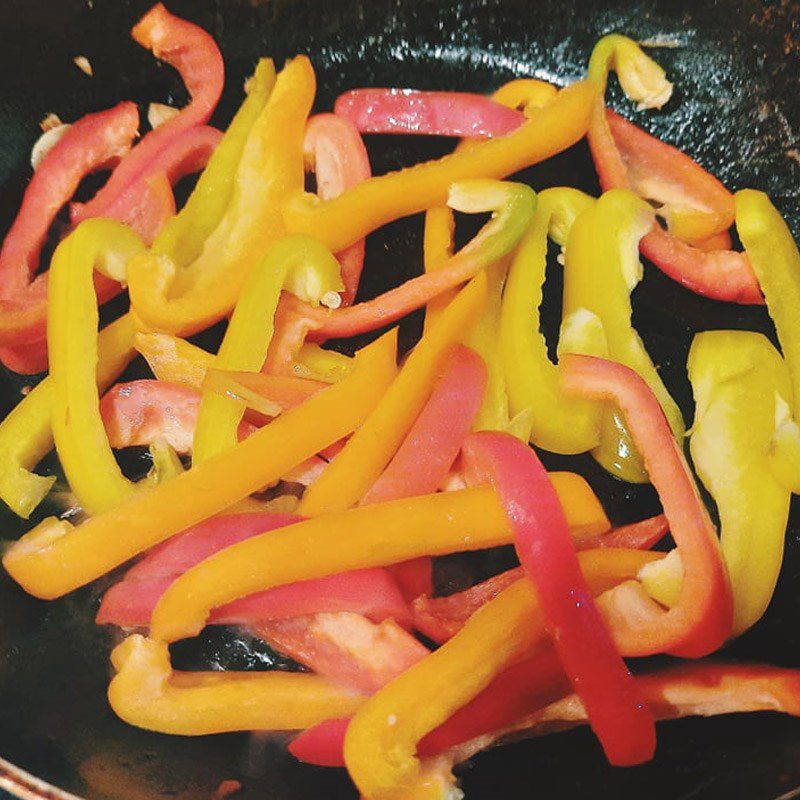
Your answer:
262,292 -> 324,376
586,35 -> 761,305
735,189 -> 800,409
388,559 -> 434,604
342,548 -> 660,799
563,188 -> 685,482
134,332 -> 214,389
0,101 -> 138,361
127,55 -> 315,337
192,235 -> 343,464
500,187 -> 602,454
304,113 -> 371,305
360,345 -> 487,506
491,79 -> 559,112
47,220 -> 147,515
587,513 -> 669,551
2,328 -> 398,600
149,485 -> 513,644
125,171 -> 177,247
421,206 -> 456,331
107,634 -> 362,736
255,613 -> 427,695
687,330 -> 794,636
334,89 -> 526,138
0,313 -> 137,518
145,438 -> 185,486
71,2 -> 224,225
299,273 -> 488,516
560,354 -> 733,657
153,58 -> 276,267
462,431 -> 655,766
282,80 -> 596,254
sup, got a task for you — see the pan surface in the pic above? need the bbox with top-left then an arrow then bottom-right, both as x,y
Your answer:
0,0 -> 799,798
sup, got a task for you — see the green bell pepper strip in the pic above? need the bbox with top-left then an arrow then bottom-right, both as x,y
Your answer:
192,235 -> 343,464
562,188 -> 685,482
48,219 -> 146,515
687,330 -> 793,636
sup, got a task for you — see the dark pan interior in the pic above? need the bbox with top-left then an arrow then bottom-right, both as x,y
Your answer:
0,1 -> 799,798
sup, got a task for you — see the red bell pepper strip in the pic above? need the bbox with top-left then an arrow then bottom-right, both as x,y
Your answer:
461,431 -> 655,766
589,513 -> 669,551
71,3 -> 224,225
255,612 -> 428,695
262,295 -> 324,375
561,354 -> 733,657
304,114 -> 371,305
334,89 -> 526,138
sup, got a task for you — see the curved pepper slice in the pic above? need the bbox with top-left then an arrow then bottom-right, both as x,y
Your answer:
283,80 -> 596,254
72,2 -> 224,225
304,113 -> 371,305
192,235 -> 343,464
128,55 -> 314,336
108,634 -> 362,736
586,34 -> 761,304
342,549 -> 659,799
561,354 -> 732,657
299,273 -> 488,516
48,219 -> 146,514
688,330 -> 793,635
462,431 -> 655,766
563,188 -> 685,482
2,329 -> 398,599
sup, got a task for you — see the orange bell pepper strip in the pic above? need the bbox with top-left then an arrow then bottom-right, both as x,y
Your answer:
343,548 -> 659,800
2,330 -> 398,600
127,55 -> 314,337
282,80 -> 596,253
299,273 -> 488,516
561,354 -> 733,658
192,235 -> 343,464
47,220 -> 147,515
107,633 -> 362,735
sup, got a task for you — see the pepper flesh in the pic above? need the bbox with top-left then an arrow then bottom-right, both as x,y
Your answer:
687,330 -> 793,635
299,273 -> 488,516
192,235 -> 343,464
2,330 -> 398,600
563,188 -> 685,482
561,354 -> 732,657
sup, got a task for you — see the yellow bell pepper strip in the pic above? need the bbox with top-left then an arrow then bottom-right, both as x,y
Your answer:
146,438 -> 185,486
47,219 -> 146,515
500,187 -> 601,454
152,58 -> 276,268
107,634 -> 362,735
687,330 -> 794,635
294,343 -> 353,382
343,549 -> 659,800
561,354 -> 732,658
127,55 -> 314,337
282,80 -> 596,254
2,330 -> 398,600
298,273 -> 488,516
421,206 -> 456,332
0,313 -> 137,519
735,189 -> 800,409
192,235 -> 343,464
491,78 -> 558,111
563,188 -> 685,482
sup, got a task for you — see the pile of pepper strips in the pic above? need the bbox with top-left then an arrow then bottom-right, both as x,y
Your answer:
2,5 -> 800,799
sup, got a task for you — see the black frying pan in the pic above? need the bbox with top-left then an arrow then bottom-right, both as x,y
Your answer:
0,1 -> 799,798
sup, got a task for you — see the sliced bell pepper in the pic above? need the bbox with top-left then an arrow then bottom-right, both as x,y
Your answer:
303,113 -> 371,305
127,55 -> 314,337
2,328 -> 398,600
500,186 -> 602,454
334,88 -> 525,137
586,34 -> 761,305
145,437 -> 185,486
587,513 -> 669,551
192,235 -> 343,464
461,431 -> 655,766
687,330 -> 793,635
421,206 -> 457,331
563,188 -> 685,482
282,80 -> 596,254
262,293 -> 326,376
107,634 -> 362,736
561,354 -> 733,657
47,219 -> 146,515
71,2 -> 224,225
342,548 -> 659,799
299,273 -> 489,516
